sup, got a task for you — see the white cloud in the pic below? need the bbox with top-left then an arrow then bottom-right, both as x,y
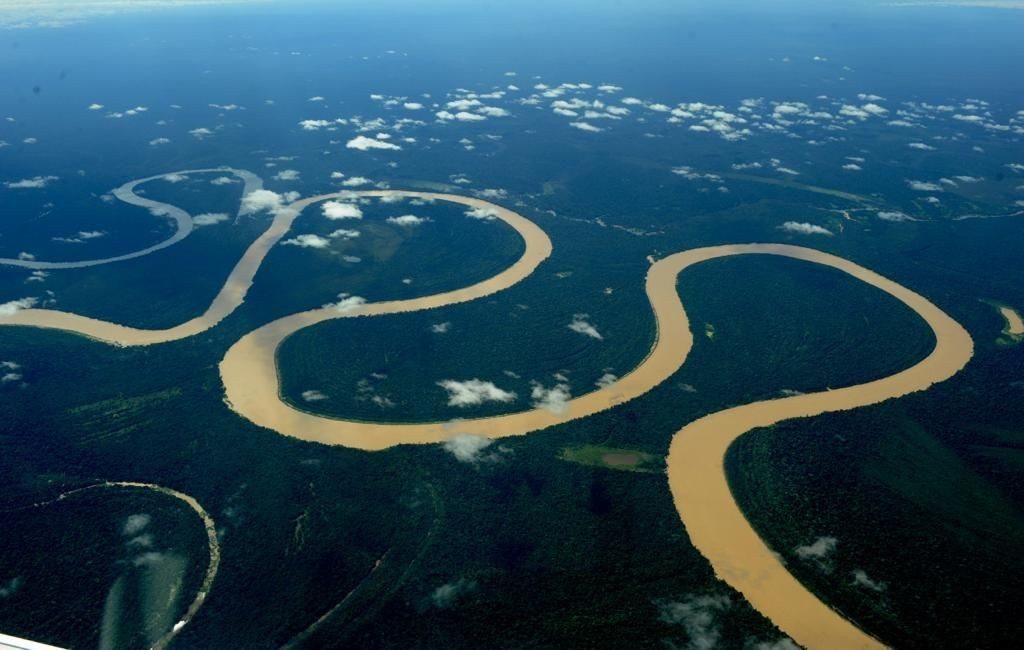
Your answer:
241,189 -> 290,216
466,206 -> 499,220
446,98 -> 482,111
431,321 -> 451,333
795,536 -> 838,561
193,212 -> 229,226
877,211 -> 914,222
331,293 -> 367,313
569,121 -> 603,132
5,175 -> 58,189
530,381 -> 571,415
340,176 -> 372,187
595,373 -> 618,388
779,221 -> 833,236
842,163 -> 862,171
403,102 -> 424,110
210,176 -> 236,185
52,230 -> 106,244
282,234 -> 330,248
908,142 -> 936,151
436,379 -> 516,407
657,594 -> 732,650
322,201 -> 363,220
346,135 -> 401,151
387,214 -> 427,226
442,435 -> 496,464
189,127 -> 213,139
301,390 -> 329,402
329,228 -> 359,239
477,106 -> 510,117
907,180 -> 944,191
88,103 -> 103,110
568,314 -> 603,340
477,188 -> 507,199
0,297 -> 38,316
453,111 -> 487,122
149,137 -> 171,146
163,172 -> 188,183
273,169 -> 301,181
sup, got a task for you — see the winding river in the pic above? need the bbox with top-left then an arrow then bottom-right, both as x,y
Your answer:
7,481 -> 219,649
0,170 -> 976,648
0,168 -> 261,271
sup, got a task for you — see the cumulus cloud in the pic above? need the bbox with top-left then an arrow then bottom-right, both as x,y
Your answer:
189,127 -> 214,139
657,593 -> 731,650
193,212 -> 229,226
779,221 -> 833,236
322,200 -> 363,220
431,321 -> 451,333
477,106 -> 510,117
340,176 -> 372,187
5,175 -> 58,189
908,142 -> 936,151
282,234 -> 330,248
442,435 -> 498,464
795,535 -> 838,571
301,389 -> 328,402
329,228 -> 359,240
241,189 -> 293,217
595,372 -> 618,388
466,206 -> 499,220
907,180 -> 944,191
149,137 -> 171,146
570,121 -> 604,132
331,293 -> 367,313
273,169 -> 301,181
346,135 -> 401,151
437,379 -> 516,407
842,163 -> 862,171
568,314 -> 603,340
163,172 -> 188,183
387,214 -> 428,226
0,297 -> 38,316
530,381 -> 571,415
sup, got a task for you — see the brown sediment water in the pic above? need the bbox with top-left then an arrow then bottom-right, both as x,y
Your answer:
0,170 -> 976,648
221,243 -> 971,649
0,189 -> 540,346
